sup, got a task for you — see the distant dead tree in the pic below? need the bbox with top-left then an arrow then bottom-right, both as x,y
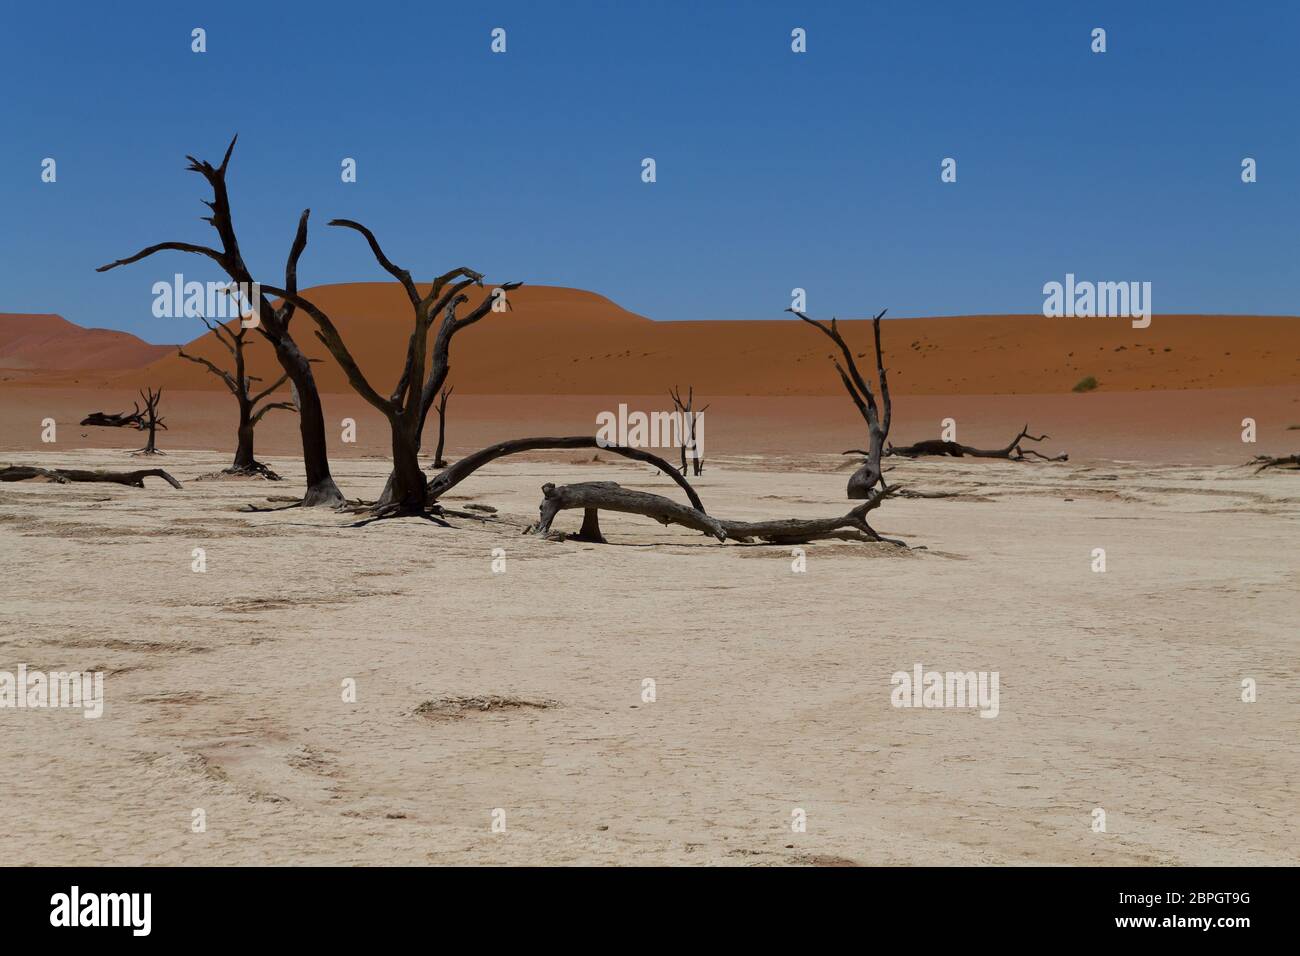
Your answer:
430,384 -> 454,469
788,308 -> 891,499
97,137 -> 344,506
669,386 -> 708,476
81,387 -> 167,454
888,425 -> 1068,462
177,314 -> 296,478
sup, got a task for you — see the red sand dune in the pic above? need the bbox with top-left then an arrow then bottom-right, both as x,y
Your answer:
4,284 -> 1298,395
0,313 -> 173,378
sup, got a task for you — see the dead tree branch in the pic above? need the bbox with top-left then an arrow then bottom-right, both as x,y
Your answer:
0,466 -> 182,489
426,436 -> 706,511
887,424 -> 1068,462
530,481 -> 901,546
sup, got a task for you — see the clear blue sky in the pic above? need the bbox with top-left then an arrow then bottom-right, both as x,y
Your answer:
1,0 -> 1296,342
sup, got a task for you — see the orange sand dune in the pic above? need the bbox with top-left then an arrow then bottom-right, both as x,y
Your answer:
6,284 -> 1298,395
0,313 -> 173,378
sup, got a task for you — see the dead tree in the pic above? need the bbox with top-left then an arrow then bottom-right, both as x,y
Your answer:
887,425 -> 1067,462
431,384 -> 453,469
0,465 -> 181,488
668,386 -> 708,476
177,315 -> 295,478
789,308 -> 891,499
530,481 -> 900,546
261,223 -> 521,516
81,388 -> 167,454
97,137 -> 344,506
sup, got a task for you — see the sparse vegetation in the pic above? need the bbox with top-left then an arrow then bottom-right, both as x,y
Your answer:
1072,375 -> 1099,393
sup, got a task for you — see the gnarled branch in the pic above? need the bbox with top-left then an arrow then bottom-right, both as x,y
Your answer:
427,436 -> 705,511
530,481 -> 900,546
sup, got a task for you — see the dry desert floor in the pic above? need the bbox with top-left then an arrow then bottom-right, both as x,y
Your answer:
0,448 -> 1296,865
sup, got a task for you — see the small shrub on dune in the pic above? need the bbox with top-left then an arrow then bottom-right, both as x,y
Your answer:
1072,375 -> 1099,393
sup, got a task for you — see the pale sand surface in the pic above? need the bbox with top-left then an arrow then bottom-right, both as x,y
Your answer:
0,448 -> 1295,865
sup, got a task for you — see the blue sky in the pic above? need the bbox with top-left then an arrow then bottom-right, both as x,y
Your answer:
1,0 -> 1296,342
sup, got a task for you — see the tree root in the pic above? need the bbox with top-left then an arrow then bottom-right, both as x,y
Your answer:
223,461 -> 283,480
0,466 -> 182,489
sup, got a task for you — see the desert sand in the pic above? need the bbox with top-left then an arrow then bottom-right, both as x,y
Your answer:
1,294 -> 1297,866
0,446 -> 1296,866
5,285 -> 1298,396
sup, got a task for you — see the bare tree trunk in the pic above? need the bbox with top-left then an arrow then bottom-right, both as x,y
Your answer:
386,412 -> 428,512
233,414 -> 256,470
268,331 -> 340,504
432,385 -> 453,468
139,388 -> 162,454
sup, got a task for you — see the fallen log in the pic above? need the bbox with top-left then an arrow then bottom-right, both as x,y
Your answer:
886,424 -> 1067,462
530,481 -> 900,546
0,466 -> 182,489
1251,454 -> 1300,473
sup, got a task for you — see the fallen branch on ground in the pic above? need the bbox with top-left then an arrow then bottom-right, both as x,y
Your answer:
886,424 -> 1067,462
1251,454 -> 1300,473
529,481 -> 902,546
0,466 -> 182,488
